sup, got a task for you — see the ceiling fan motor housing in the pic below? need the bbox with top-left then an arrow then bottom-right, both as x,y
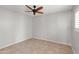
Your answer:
33,5 -> 36,9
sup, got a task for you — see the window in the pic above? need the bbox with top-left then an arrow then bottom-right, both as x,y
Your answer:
75,11 -> 79,28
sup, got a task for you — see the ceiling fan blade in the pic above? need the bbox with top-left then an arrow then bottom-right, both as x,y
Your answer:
25,5 -> 33,11
35,6 -> 43,12
36,11 -> 43,14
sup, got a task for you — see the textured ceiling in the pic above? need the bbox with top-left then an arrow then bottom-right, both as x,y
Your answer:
0,5 -> 73,16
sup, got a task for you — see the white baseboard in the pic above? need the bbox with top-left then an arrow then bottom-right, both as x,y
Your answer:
32,37 -> 72,46
0,37 -> 72,50
0,37 -> 31,49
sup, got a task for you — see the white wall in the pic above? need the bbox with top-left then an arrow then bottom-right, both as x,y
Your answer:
0,7 -> 32,48
71,5 -> 79,53
16,14 -> 32,42
32,16 -> 48,39
0,6 -> 73,49
32,10 -> 72,45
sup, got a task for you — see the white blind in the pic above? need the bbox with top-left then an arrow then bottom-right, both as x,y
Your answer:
75,11 -> 79,28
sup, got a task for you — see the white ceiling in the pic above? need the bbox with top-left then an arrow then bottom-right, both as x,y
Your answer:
0,5 -> 73,16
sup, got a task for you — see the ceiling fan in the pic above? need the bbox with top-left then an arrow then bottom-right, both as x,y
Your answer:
25,5 -> 43,15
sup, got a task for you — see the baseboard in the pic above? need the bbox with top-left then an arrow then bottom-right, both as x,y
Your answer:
0,37 -> 31,49
32,37 -> 72,46
0,37 -> 72,50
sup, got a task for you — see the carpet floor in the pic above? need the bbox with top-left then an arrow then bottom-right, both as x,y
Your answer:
0,38 -> 73,54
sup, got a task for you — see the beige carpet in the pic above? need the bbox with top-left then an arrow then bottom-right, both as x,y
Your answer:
0,38 -> 73,54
